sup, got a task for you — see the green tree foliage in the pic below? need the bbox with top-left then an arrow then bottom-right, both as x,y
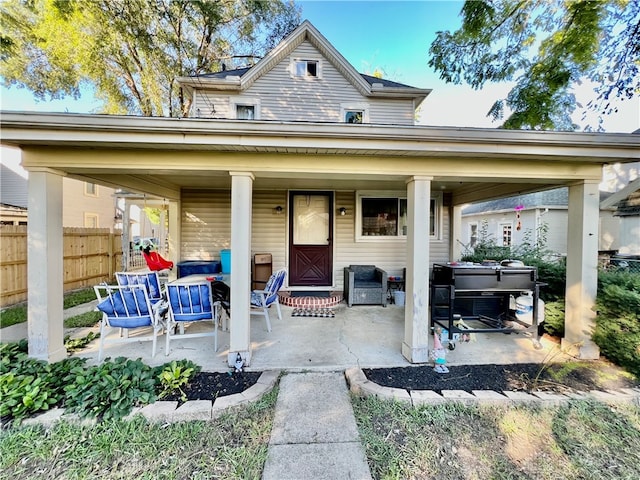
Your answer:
429,0 -> 640,130
1,0 -> 300,116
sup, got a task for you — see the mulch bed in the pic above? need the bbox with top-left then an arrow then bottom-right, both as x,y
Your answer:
162,371 -> 261,404
363,361 -> 639,395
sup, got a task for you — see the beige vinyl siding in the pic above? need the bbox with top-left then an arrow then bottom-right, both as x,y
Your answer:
334,191 -> 450,290
195,40 -> 416,125
181,189 -> 288,269
181,190 -> 231,260
181,188 -> 449,288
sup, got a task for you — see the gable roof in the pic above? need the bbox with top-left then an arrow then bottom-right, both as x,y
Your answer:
177,20 -> 431,106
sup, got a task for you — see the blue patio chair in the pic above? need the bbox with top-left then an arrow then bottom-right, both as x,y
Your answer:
94,284 -> 163,361
115,271 -> 164,306
250,269 -> 286,332
165,281 -> 219,355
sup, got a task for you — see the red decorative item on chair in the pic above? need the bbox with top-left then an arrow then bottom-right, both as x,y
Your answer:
142,249 -> 174,271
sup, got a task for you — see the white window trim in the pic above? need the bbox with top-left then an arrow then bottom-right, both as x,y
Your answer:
230,96 -> 261,120
84,213 -> 99,228
84,182 -> 98,197
499,222 -> 513,246
289,58 -> 322,79
355,190 -> 442,242
340,103 -> 370,124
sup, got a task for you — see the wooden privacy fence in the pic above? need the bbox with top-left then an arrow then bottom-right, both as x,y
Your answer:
0,226 -> 123,308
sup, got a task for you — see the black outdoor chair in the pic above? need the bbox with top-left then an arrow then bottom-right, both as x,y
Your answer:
344,265 -> 387,307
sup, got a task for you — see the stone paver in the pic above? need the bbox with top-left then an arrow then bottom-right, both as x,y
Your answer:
175,400 -> 212,421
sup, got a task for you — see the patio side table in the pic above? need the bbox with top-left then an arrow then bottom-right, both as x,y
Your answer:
387,277 -> 404,304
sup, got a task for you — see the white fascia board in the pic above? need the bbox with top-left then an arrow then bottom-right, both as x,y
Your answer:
1,112 -> 639,163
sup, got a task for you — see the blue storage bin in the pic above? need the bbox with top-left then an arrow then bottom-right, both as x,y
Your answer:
220,249 -> 231,274
177,260 -> 221,278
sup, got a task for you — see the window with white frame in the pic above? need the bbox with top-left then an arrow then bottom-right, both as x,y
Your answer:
469,223 -> 478,248
355,191 -> 441,241
501,223 -> 512,246
341,103 -> 369,124
294,59 -> 319,77
231,97 -> 260,120
84,182 -> 97,196
84,213 -> 98,228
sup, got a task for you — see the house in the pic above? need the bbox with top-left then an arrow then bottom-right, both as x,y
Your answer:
460,162 -> 640,257
1,156 -> 118,229
1,21 -> 639,367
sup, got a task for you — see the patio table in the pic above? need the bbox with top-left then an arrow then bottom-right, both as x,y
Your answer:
169,273 -> 230,285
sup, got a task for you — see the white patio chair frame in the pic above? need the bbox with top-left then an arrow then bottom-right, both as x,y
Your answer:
94,284 -> 163,361
165,281 -> 219,356
250,268 -> 287,332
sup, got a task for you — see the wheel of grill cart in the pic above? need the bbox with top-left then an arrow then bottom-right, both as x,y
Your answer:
532,339 -> 543,350
448,342 -> 456,351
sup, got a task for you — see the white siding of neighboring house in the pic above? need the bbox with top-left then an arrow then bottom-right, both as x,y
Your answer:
194,40 -> 415,125
181,189 -> 450,290
460,209 -> 568,256
62,179 -> 116,230
600,210 -> 620,251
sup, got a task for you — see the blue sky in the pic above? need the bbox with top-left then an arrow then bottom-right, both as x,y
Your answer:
1,0 -> 638,131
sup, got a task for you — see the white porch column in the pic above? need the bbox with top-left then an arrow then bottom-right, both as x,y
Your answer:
561,180 -> 600,359
27,168 -> 66,362
451,204 -> 463,261
402,176 -> 432,363
228,172 -> 254,367
122,203 -> 131,271
167,199 -> 180,282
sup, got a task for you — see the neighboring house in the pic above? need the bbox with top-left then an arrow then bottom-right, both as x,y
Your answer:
461,162 -> 640,257
460,188 -> 570,257
1,21 -> 639,368
0,161 -> 117,229
600,178 -> 640,255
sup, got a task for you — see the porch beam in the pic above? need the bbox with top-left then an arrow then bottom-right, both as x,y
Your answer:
27,168 -> 66,362
561,180 -> 600,359
451,204 -> 463,261
228,172 -> 254,367
402,176 -> 432,363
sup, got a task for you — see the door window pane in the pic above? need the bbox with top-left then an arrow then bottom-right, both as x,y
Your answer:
293,194 -> 329,245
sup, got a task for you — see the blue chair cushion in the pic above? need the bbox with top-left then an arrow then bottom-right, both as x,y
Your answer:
116,273 -> 162,302
167,284 -> 213,320
96,289 -> 152,328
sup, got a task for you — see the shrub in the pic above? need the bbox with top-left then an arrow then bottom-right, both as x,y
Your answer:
593,271 -> 640,376
544,301 -> 565,337
0,341 -> 86,423
63,357 -> 158,420
157,360 -> 201,402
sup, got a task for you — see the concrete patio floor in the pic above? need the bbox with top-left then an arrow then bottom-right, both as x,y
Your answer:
68,303 -> 569,372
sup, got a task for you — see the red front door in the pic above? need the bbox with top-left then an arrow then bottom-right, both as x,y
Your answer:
289,191 -> 333,286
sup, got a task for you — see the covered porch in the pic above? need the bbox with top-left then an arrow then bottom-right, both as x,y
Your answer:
2,112 -> 638,367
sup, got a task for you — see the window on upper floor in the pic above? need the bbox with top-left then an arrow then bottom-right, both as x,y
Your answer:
295,59 -> 318,77
236,105 -> 255,120
355,191 -> 441,242
85,182 -> 97,196
341,103 -> 369,124
231,97 -> 260,120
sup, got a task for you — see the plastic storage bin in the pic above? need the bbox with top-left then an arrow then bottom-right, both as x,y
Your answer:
220,249 -> 231,274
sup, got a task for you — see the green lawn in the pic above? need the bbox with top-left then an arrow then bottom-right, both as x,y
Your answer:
353,396 -> 640,480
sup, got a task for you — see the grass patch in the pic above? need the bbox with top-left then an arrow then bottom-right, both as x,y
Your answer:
353,395 -> 640,480
1,288 -> 97,329
0,305 -> 27,329
63,288 -> 98,309
63,311 -> 101,329
0,385 -> 279,479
